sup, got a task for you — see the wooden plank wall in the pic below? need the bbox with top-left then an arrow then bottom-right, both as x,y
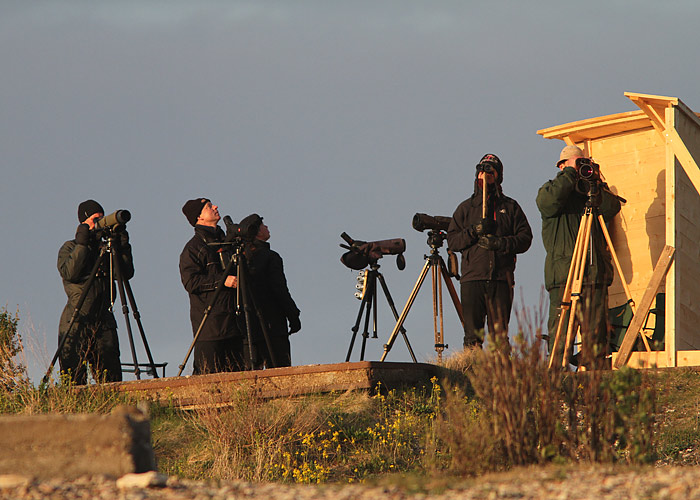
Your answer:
586,128 -> 666,311
671,106 -> 700,350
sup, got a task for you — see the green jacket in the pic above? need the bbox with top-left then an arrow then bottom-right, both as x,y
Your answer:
536,166 -> 621,291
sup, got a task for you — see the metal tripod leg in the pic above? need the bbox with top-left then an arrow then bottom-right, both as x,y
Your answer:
439,257 -> 465,327
376,271 -> 416,362
380,258 -> 432,362
110,242 -> 142,380
122,279 -> 159,378
361,271 -> 379,360
345,282 -> 372,362
432,259 -> 445,362
431,256 -> 465,362
380,251 -> 462,363
346,268 -> 413,362
346,270 -> 376,362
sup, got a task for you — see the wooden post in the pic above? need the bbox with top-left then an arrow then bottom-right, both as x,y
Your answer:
614,245 -> 675,368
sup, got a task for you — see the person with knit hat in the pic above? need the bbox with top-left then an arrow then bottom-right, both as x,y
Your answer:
238,214 -> 301,368
57,199 -> 133,384
179,198 -> 246,374
447,154 -> 532,350
537,145 -> 621,368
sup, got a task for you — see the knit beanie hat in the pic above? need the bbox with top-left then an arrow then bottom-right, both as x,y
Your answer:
182,198 -> 210,226
78,200 -> 104,223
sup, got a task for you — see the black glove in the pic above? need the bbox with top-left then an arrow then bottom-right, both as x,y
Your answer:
288,315 -> 301,334
474,218 -> 496,237
477,234 -> 505,252
75,224 -> 91,246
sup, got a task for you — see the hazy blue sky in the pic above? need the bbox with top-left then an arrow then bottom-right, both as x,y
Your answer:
2,1 -> 699,382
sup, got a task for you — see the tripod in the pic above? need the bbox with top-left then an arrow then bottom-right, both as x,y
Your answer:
345,262 -> 416,362
42,234 -> 159,387
380,230 -> 464,363
548,196 -> 635,370
177,239 -> 277,376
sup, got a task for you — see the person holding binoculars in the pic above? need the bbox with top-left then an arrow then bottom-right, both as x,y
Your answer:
447,154 -> 532,350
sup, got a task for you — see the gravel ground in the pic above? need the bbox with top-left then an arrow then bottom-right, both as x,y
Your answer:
3,466 -> 700,500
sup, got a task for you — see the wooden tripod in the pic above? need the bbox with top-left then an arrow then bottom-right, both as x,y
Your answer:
548,205 -> 638,369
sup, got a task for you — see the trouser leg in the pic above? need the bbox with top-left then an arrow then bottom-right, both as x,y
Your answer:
92,326 -> 122,382
579,285 -> 610,365
485,280 -> 513,349
460,281 -> 487,347
59,326 -> 89,385
258,335 -> 291,368
460,280 -> 513,346
548,285 -> 610,365
194,338 -> 247,374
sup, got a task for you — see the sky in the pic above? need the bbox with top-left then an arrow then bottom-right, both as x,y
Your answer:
2,0 -> 699,383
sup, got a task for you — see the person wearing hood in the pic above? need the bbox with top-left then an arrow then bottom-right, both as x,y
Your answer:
237,213 -> 300,368
447,154 -> 533,349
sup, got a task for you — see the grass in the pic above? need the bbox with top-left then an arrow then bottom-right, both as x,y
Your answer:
3,305 -> 700,485
653,368 -> 700,464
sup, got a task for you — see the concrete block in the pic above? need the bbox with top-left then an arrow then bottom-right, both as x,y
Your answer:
0,405 -> 156,480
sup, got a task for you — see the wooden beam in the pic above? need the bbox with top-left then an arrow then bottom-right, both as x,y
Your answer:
625,92 -> 700,196
614,245 -> 675,368
624,92 -> 679,109
612,351 -> 667,369
627,94 -> 666,135
666,127 -> 700,196
613,350 -> 700,369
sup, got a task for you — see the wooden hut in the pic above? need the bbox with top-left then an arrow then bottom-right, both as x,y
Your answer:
537,93 -> 700,368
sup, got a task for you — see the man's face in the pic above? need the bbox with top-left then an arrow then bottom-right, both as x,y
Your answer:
197,201 -> 220,226
477,171 -> 496,184
476,162 -> 498,185
256,222 -> 270,242
83,212 -> 104,230
560,156 -> 582,171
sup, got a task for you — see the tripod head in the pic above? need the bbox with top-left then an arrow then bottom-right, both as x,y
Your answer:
425,229 -> 447,252
412,212 -> 450,252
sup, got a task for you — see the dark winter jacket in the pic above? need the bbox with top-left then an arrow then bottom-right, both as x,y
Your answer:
57,230 -> 134,338
447,186 -> 532,284
244,240 -> 300,338
536,166 -> 621,291
179,225 -> 240,341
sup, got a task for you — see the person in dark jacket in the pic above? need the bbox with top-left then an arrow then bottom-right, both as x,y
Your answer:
536,145 -> 621,366
238,214 -> 301,368
447,154 -> 533,348
179,198 -> 246,374
57,199 -> 131,384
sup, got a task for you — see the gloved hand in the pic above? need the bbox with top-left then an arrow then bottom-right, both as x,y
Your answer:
75,224 -> 91,246
477,234 -> 505,252
474,218 -> 495,237
288,315 -> 301,334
